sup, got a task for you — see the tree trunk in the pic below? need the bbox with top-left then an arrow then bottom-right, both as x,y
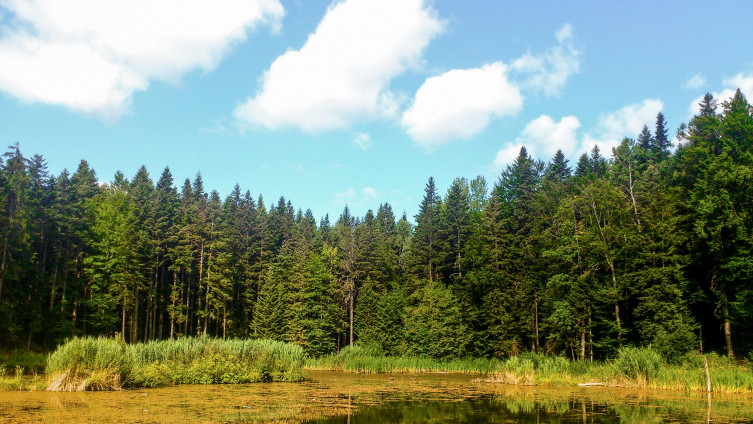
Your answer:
607,259 -> 622,345
626,161 -> 641,229
349,290 -> 354,347
60,247 -> 69,313
534,299 -> 540,354
198,241 -> 204,334
50,246 -> 60,311
185,272 -> 191,336
71,299 -> 78,336
588,306 -> 594,363
133,286 -> 139,343
580,325 -> 586,361
204,252 -> 212,335
121,306 -> 127,340
0,221 -> 11,301
170,273 -> 177,340
722,292 -> 735,358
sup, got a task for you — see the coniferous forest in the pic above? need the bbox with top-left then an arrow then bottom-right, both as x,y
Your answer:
1,90 -> 752,363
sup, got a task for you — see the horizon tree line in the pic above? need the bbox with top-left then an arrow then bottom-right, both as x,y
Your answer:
0,90 -> 751,362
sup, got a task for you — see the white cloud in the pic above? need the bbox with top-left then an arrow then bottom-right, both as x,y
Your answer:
511,24 -> 580,97
353,133 -> 371,150
401,62 -> 523,150
492,143 -> 524,170
362,186 -> 378,201
683,73 -> 706,90
199,120 -> 234,138
335,188 -> 356,204
334,186 -> 379,208
687,71 -> 753,117
403,25 -> 578,150
492,115 -> 579,170
0,0 -> 284,118
235,0 -> 444,132
523,115 -> 580,157
584,99 -> 663,154
493,99 -> 663,171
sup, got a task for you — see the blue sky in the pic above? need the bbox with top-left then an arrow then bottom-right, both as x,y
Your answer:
1,0 -> 752,221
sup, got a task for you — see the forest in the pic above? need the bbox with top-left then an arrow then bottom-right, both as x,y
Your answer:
0,90 -> 751,363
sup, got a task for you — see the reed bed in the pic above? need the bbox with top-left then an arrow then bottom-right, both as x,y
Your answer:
489,349 -> 753,393
306,345 -> 504,374
46,336 -> 305,391
307,345 -> 753,393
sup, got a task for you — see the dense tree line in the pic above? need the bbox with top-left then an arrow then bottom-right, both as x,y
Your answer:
1,90 -> 752,361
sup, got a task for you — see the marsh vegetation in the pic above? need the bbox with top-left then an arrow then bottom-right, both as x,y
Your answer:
45,336 -> 304,391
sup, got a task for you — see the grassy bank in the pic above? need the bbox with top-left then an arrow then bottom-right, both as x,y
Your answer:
489,348 -> 753,393
307,345 -> 753,393
46,336 -> 305,391
306,345 -> 504,373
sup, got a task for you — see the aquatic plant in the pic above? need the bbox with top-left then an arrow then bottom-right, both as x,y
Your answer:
307,343 -> 504,374
308,346 -> 753,394
46,336 -> 305,391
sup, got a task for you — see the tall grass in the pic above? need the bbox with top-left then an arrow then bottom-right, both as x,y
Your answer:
46,336 -> 305,391
489,348 -> 753,393
307,344 -> 503,373
308,345 -> 753,393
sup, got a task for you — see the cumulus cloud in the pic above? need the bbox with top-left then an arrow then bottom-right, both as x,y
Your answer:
235,0 -> 444,132
0,0 -> 284,119
401,62 -> 523,150
511,24 -> 580,97
492,115 -> 579,170
353,133 -> 371,150
687,71 -> 753,116
403,24 -> 579,150
584,99 -> 663,153
493,100 -> 662,170
683,73 -> 706,90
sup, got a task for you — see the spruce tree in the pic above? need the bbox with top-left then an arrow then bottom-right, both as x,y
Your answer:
411,177 -> 442,284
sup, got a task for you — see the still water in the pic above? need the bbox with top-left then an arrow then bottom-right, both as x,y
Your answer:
1,371 -> 752,423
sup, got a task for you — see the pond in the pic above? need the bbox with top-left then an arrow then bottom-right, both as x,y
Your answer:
1,371 -> 752,423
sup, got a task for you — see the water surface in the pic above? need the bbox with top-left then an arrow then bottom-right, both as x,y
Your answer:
1,371 -> 751,423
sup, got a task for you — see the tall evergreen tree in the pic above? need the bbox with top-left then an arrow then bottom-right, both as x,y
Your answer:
411,177 -> 442,284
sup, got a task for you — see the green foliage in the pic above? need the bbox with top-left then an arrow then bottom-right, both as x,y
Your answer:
404,280 -> 470,360
0,351 -> 46,374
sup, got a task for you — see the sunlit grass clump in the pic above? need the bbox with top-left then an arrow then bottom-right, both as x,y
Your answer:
46,336 -> 305,391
